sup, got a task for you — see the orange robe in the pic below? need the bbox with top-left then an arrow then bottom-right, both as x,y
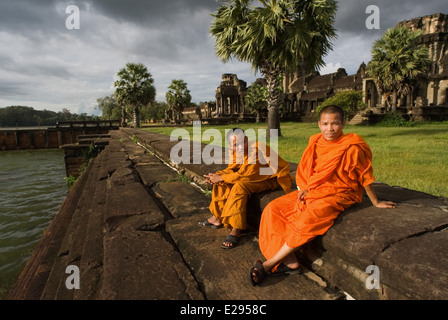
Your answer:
210,141 -> 292,230
259,133 -> 375,260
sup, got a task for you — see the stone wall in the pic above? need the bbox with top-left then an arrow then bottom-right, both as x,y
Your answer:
0,123 -> 118,151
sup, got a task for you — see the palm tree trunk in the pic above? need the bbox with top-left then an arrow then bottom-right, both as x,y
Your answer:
261,61 -> 282,138
392,89 -> 398,113
121,105 -> 127,127
133,106 -> 140,128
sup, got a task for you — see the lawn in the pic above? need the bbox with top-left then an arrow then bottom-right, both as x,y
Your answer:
142,122 -> 448,198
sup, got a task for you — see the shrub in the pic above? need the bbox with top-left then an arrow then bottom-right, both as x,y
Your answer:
377,112 -> 416,127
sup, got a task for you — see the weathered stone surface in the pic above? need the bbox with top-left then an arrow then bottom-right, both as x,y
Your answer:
11,127 -> 448,301
315,197 -> 448,270
152,181 -> 211,218
166,214 -> 343,300
146,140 -> 179,163
135,163 -> 178,187
377,229 -> 448,299
72,176 -> 107,300
104,168 -> 167,232
296,186 -> 448,300
101,229 -> 204,300
373,182 -> 448,207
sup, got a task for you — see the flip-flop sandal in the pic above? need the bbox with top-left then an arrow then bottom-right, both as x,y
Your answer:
269,263 -> 303,277
249,260 -> 267,286
221,234 -> 240,249
198,220 -> 222,229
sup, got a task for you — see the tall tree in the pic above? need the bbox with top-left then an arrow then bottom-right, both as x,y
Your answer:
318,90 -> 367,121
166,79 -> 192,123
366,27 -> 430,112
114,62 -> 156,128
210,0 -> 337,136
96,95 -> 121,120
245,83 -> 268,122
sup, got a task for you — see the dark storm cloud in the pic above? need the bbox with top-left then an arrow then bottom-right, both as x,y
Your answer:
0,0 -> 63,33
335,0 -> 448,34
0,0 -> 447,114
86,0 -> 219,26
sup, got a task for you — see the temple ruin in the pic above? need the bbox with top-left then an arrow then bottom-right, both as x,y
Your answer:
214,74 -> 248,116
284,12 -> 448,123
186,13 -> 448,124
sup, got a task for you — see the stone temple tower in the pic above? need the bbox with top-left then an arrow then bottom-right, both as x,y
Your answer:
397,13 -> 448,108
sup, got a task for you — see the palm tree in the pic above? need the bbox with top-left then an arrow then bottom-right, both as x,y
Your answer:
114,63 -> 156,128
366,27 -> 430,112
210,0 -> 337,136
166,79 -> 192,123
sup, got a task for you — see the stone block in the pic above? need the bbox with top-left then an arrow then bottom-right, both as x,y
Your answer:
101,229 -> 204,300
166,214 -> 343,300
152,181 -> 211,218
377,229 -> 448,299
320,197 -> 448,270
104,169 -> 167,232
297,185 -> 448,300
135,163 -> 178,187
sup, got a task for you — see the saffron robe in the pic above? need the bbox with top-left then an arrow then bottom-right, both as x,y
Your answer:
210,141 -> 292,230
259,133 -> 375,260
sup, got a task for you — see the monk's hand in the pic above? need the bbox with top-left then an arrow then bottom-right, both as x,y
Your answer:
374,200 -> 397,209
207,173 -> 224,185
203,174 -> 211,184
297,190 -> 308,203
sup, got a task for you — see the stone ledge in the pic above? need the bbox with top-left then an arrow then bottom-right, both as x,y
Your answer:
124,128 -> 448,300
9,127 -> 447,300
100,228 -> 204,300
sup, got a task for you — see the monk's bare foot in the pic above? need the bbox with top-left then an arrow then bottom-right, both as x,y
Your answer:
222,229 -> 241,249
206,216 -> 222,227
283,253 -> 300,270
198,216 -> 222,229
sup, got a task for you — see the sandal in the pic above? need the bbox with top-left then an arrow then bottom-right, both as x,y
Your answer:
198,220 -> 222,229
269,263 -> 303,277
221,234 -> 240,249
249,260 -> 268,286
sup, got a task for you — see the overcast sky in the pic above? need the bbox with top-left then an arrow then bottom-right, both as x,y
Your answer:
0,0 -> 446,116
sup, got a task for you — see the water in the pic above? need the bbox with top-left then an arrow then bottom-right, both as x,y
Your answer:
0,149 -> 68,298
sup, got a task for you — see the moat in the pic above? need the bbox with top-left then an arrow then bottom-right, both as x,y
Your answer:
0,149 -> 67,298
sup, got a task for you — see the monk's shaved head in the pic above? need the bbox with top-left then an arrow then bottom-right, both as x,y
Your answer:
226,128 -> 246,145
318,105 -> 345,122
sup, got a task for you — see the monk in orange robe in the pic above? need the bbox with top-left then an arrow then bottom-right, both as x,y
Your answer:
200,128 -> 292,249
250,105 -> 397,285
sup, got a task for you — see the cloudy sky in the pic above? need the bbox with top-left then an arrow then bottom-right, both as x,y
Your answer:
0,0 -> 446,116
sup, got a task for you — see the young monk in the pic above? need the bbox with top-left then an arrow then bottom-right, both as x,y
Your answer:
200,128 -> 292,249
250,105 -> 397,285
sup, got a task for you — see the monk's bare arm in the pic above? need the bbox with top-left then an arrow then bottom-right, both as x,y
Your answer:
365,184 -> 397,209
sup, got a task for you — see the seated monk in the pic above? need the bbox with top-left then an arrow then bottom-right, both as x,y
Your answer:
199,128 -> 292,249
250,105 -> 397,285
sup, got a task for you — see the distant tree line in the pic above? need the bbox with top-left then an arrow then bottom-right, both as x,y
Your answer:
0,106 -> 100,127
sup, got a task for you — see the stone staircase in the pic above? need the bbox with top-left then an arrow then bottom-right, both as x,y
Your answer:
348,113 -> 366,125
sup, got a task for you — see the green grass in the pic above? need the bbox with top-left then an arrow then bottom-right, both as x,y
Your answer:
142,122 -> 448,198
